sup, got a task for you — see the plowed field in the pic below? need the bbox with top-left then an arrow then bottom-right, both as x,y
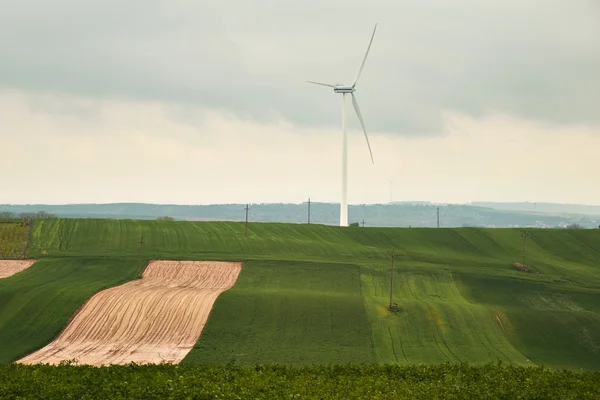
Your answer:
0,260 -> 36,279
18,260 -> 242,366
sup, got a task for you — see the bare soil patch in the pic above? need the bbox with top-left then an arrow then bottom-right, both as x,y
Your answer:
513,262 -> 533,273
18,260 -> 242,366
0,260 -> 36,279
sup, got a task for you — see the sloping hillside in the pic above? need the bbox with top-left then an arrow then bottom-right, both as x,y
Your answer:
1,218 -> 599,369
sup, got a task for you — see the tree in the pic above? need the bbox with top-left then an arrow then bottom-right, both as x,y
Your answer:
18,211 -> 56,219
349,222 -> 360,227
157,216 -> 174,221
566,223 -> 583,229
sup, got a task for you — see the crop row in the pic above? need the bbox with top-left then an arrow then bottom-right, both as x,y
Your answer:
1,363 -> 599,399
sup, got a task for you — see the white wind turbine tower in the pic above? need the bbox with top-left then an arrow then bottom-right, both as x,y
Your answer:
307,24 -> 377,227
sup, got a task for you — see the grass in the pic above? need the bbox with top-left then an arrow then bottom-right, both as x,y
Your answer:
0,222 -> 29,258
1,218 -> 600,369
361,269 -> 532,366
459,274 -> 600,370
183,260 -> 375,365
26,219 -> 381,261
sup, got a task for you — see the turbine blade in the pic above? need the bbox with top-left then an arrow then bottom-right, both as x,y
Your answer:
351,23 -> 377,88
306,80 -> 336,88
351,93 -> 374,164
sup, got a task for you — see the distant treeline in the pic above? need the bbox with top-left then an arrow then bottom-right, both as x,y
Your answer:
0,211 -> 57,220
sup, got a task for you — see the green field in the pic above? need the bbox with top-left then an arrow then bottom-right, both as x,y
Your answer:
0,222 -> 29,258
1,218 -> 600,370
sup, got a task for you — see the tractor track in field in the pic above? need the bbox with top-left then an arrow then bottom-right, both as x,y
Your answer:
464,306 -> 505,363
0,260 -> 36,279
387,325 -> 400,362
393,323 -> 408,362
18,260 -> 242,366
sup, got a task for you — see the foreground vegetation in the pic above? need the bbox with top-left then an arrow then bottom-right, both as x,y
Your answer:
1,363 -> 598,399
2,218 -> 600,370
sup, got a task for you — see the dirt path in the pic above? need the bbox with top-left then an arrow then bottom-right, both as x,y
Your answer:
18,260 -> 242,366
0,260 -> 36,279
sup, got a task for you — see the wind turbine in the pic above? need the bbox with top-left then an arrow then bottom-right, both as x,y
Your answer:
307,24 -> 377,227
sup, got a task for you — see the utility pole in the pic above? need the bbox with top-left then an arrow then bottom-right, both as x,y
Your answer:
437,206 -> 440,228
362,219 -> 365,227
522,230 -> 531,266
308,198 -> 311,224
244,204 -> 250,235
137,236 -> 145,278
389,248 -> 395,309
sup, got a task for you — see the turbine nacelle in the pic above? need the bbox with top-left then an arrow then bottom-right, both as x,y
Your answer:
333,85 -> 355,93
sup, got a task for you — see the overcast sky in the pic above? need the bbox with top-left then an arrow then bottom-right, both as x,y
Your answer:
1,0 -> 599,205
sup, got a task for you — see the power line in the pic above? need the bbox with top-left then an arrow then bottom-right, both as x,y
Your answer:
522,230 -> 531,266
244,204 -> 250,235
137,236 -> 145,278
389,248 -> 395,310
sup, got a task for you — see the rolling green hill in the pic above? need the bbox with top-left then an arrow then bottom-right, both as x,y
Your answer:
1,218 -> 600,369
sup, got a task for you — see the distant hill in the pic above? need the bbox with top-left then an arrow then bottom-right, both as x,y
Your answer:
472,201 -> 600,216
1,202 -> 599,228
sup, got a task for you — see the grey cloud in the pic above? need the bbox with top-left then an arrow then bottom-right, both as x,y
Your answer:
1,0 -> 599,136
